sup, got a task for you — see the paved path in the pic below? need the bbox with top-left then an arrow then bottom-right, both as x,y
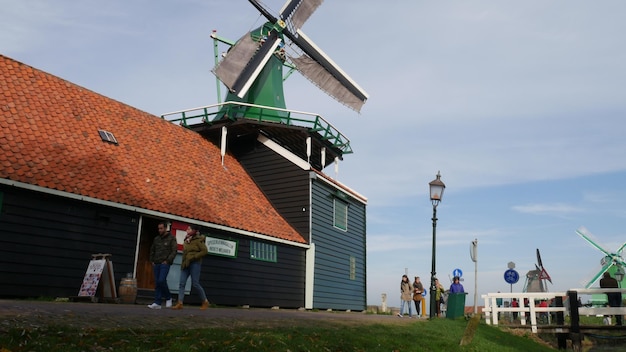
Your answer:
0,300 -> 418,331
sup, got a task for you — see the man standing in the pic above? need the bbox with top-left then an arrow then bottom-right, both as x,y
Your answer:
600,271 -> 623,326
148,221 -> 178,309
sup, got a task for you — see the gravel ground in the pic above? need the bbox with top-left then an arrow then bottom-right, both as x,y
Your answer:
0,299 -> 416,331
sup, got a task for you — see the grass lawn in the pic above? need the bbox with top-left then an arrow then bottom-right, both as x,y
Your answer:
0,316 -> 560,352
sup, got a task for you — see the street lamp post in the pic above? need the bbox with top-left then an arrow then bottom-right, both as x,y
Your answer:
429,171 -> 446,319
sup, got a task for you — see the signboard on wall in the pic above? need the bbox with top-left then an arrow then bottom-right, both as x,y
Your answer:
170,221 -> 238,258
205,236 -> 238,258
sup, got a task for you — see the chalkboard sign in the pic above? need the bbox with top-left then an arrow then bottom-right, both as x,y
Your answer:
75,253 -> 117,302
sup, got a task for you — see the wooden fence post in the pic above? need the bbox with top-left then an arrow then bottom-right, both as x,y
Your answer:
567,290 -> 582,352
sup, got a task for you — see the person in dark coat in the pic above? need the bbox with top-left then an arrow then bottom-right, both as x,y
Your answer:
600,271 -> 623,326
148,221 -> 177,309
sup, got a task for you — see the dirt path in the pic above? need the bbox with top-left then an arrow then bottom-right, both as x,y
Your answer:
0,300 -> 417,331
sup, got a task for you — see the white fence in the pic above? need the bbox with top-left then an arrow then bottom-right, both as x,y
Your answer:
482,289 -> 626,333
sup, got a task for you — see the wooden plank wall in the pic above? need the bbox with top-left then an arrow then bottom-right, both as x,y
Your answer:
311,181 -> 367,311
0,186 -> 138,298
199,230 -> 306,308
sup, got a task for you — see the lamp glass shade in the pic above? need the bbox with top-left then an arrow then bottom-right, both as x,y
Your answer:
429,172 -> 446,202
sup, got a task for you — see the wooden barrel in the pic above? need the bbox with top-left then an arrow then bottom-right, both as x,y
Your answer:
118,277 -> 137,304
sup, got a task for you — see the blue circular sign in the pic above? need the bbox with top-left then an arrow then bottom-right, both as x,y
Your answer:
453,268 -> 463,278
504,269 -> 519,284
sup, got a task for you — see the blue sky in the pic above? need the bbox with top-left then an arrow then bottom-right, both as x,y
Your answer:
3,1 -> 626,308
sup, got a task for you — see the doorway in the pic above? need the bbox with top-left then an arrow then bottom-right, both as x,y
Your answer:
136,217 -> 162,289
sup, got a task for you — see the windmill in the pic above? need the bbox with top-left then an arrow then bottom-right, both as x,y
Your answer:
523,249 -> 552,292
212,0 -> 368,115
198,0 -> 368,171
576,226 -> 626,288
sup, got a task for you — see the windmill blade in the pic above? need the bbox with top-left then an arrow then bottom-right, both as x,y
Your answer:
213,30 -> 283,98
582,261 -> 613,288
617,242 -> 626,255
248,0 -> 279,24
536,248 -> 544,268
576,226 -> 612,257
288,29 -> 369,112
538,265 -> 553,284
213,33 -> 259,92
231,33 -> 283,98
280,0 -> 323,31
535,250 -> 552,284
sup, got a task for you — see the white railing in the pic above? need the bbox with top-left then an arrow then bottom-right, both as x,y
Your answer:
482,289 -> 626,334
482,292 -> 567,333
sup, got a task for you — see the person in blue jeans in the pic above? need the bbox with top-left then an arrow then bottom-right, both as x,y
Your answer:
397,275 -> 414,317
172,224 -> 209,310
148,221 -> 177,309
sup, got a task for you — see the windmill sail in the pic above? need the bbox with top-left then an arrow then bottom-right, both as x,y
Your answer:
539,266 -> 552,283
291,54 -> 366,112
212,0 -> 368,112
213,34 -> 260,91
281,0 -> 323,30
536,248 -> 552,284
576,226 -> 626,287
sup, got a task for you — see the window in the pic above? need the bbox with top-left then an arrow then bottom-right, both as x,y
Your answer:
250,240 -> 277,262
98,130 -> 118,145
333,198 -> 348,231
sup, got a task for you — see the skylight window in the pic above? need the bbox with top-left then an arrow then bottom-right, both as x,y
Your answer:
98,130 -> 118,145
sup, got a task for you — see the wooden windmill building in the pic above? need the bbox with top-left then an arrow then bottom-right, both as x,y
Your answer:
0,0 -> 368,311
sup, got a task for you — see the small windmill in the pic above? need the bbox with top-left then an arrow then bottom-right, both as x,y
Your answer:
523,249 -> 552,292
576,226 -> 626,288
212,0 -> 369,115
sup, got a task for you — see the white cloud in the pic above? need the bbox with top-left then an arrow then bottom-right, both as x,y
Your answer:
512,203 -> 585,216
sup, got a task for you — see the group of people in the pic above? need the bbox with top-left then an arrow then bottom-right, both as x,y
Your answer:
147,221 -> 210,310
398,274 -> 465,318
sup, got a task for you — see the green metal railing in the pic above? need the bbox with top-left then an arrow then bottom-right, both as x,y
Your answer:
161,102 -> 352,154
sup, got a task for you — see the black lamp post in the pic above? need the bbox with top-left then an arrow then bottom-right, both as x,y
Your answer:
429,171 -> 446,319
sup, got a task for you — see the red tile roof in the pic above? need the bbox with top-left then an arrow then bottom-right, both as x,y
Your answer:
0,54 -> 305,244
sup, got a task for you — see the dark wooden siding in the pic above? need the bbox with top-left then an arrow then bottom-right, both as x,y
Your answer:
186,228 -> 306,308
311,180 -> 367,311
0,186 -> 307,308
0,186 -> 138,298
236,142 -> 310,237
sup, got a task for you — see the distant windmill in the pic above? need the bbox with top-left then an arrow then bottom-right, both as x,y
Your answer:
523,249 -> 552,292
576,226 -> 626,288
212,0 -> 369,115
